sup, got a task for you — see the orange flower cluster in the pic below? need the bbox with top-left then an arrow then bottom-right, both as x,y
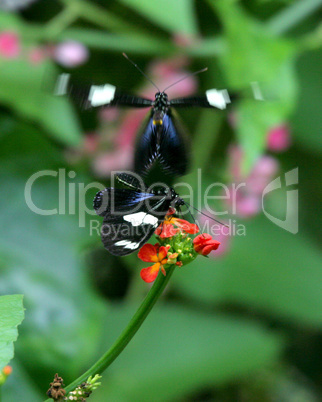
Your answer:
138,214 -> 220,283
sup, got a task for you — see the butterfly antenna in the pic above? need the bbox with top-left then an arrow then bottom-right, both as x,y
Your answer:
184,201 -> 229,228
162,67 -> 208,92
185,203 -> 212,239
176,204 -> 201,235
123,53 -> 160,92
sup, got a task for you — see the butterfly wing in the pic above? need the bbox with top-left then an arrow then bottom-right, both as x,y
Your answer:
170,84 -> 266,110
157,110 -> 189,176
55,74 -> 153,109
94,188 -> 170,256
133,113 -> 156,176
134,110 -> 189,177
116,172 -> 146,191
170,89 -> 231,110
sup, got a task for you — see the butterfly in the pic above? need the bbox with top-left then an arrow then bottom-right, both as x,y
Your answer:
93,172 -> 185,256
55,54 -> 258,177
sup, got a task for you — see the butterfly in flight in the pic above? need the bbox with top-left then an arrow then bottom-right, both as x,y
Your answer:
93,172 -> 186,256
55,54 -> 264,177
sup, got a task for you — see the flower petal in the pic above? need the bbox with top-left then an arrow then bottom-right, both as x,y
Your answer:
140,263 -> 160,283
193,244 -> 203,253
155,224 -> 162,235
180,222 -> 199,234
193,233 -> 212,244
155,222 -> 179,238
173,217 -> 189,226
158,246 -> 170,261
138,244 -> 157,262
170,218 -> 199,234
201,242 -> 220,256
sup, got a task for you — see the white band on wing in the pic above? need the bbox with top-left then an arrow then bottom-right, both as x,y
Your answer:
115,240 -> 140,249
206,88 -> 231,110
88,84 -> 116,107
123,212 -> 158,227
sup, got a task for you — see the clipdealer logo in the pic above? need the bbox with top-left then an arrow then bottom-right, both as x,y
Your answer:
23,167 -> 299,235
262,167 -> 299,234
24,169 -> 105,227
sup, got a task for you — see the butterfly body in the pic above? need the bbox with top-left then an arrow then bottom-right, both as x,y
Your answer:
94,176 -> 184,256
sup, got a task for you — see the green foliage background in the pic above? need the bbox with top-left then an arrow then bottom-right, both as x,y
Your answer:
0,0 -> 321,400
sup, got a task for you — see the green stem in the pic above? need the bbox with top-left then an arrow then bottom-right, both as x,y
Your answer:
61,0 -> 138,33
192,112 -> 223,174
44,266 -> 175,401
297,23 -> 322,52
267,0 -> 322,35
44,6 -> 78,39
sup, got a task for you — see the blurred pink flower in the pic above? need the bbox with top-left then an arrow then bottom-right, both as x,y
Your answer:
234,193 -> 261,218
228,144 -> 243,180
149,58 -> 197,97
252,155 -> 279,177
114,109 -> 147,148
83,133 -> 99,154
54,41 -> 89,67
227,111 -> 238,129
247,155 -> 279,195
28,46 -> 47,65
99,107 -> 120,122
172,33 -> 197,48
225,145 -> 279,218
0,31 -> 20,58
93,146 -> 134,177
267,124 -> 291,152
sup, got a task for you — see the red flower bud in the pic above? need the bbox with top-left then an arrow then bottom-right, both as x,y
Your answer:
193,234 -> 220,256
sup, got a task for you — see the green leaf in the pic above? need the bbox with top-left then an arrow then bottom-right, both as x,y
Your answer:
267,0 -> 322,35
57,29 -> 226,58
0,295 -> 24,370
40,95 -> 83,145
212,1 -> 294,86
208,1 -> 297,170
292,49 -> 322,154
118,0 -> 198,35
0,125 -> 106,385
173,216 -> 322,328
0,59 -> 82,146
188,36 -> 225,57
0,12 -> 22,30
58,28 -> 173,55
92,304 -> 283,401
237,60 -> 298,170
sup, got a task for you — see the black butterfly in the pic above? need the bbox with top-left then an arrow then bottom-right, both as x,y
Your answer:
93,173 -> 185,256
55,55 -> 239,177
